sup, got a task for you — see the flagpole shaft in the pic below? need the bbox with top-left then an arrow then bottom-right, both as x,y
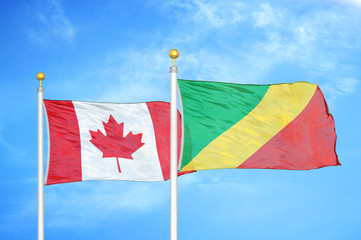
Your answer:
170,64 -> 178,240
37,85 -> 44,240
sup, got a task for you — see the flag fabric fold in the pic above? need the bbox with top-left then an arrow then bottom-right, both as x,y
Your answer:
177,79 -> 340,172
44,100 -> 185,185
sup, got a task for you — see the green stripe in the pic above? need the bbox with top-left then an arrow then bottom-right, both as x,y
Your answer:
178,79 -> 269,169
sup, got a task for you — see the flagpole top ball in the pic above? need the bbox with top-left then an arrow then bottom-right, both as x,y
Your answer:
37,72 -> 45,81
169,49 -> 179,59
169,49 -> 179,66
36,72 -> 45,87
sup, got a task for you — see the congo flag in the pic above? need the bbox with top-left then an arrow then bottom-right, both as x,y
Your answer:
177,79 -> 340,172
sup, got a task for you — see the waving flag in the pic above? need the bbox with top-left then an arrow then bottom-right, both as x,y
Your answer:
178,79 -> 340,172
44,100 -> 185,185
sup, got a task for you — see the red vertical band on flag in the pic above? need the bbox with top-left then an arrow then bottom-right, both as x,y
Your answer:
146,102 -> 184,180
238,86 -> 340,170
44,100 -> 82,185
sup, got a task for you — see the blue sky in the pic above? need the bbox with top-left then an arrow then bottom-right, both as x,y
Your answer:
1,0 -> 361,239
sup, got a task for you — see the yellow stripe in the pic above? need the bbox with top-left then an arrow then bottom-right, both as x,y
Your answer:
180,82 -> 317,172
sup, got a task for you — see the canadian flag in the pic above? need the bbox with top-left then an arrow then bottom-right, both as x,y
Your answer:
44,100 -> 185,185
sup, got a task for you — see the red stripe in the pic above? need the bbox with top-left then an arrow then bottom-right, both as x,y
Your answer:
44,100 -> 82,185
238,86 -> 340,170
146,102 -> 188,180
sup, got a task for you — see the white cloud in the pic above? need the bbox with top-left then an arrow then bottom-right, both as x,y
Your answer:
175,1 -> 360,108
178,50 -> 264,84
95,48 -> 171,103
338,78 -> 358,93
320,78 -> 359,108
333,0 -> 361,7
293,26 -> 316,45
45,46 -> 173,103
164,0 -> 246,28
27,0 -> 75,45
192,0 -> 245,27
244,3 -> 361,93
46,1 -> 360,107
253,2 -> 283,28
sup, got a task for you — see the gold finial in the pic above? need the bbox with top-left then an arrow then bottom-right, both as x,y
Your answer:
36,72 -> 45,87
169,49 -> 179,66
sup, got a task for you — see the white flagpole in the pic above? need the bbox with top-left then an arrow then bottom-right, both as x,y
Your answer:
37,72 -> 45,240
169,49 -> 179,240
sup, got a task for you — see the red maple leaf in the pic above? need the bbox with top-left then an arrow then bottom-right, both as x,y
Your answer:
89,114 -> 145,173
